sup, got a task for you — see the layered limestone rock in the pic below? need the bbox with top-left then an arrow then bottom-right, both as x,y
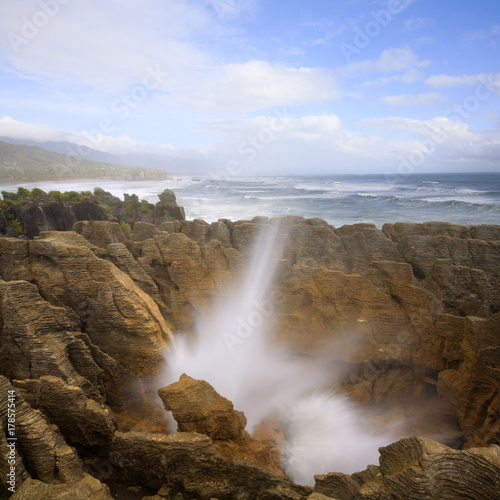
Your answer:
1,231 -> 173,377
14,376 -> 117,452
312,436 -> 500,499
158,374 -> 247,439
137,230 -> 244,331
110,431 -> 308,499
0,376 -> 110,496
0,230 -> 174,443
140,219 -> 498,448
158,375 -> 284,475
11,475 -> 112,500
1,213 -> 500,497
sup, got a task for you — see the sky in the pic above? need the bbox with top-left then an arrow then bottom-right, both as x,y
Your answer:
0,0 -> 499,175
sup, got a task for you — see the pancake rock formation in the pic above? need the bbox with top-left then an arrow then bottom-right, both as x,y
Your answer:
0,203 -> 499,498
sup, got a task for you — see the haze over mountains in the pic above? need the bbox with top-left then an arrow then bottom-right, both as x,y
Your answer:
0,139 -> 176,182
0,136 -> 210,177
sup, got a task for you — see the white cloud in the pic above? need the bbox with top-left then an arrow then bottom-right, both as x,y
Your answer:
281,47 -> 306,57
400,68 -> 423,83
205,0 -> 255,18
197,114 -> 430,174
3,114 -> 500,175
0,0 -> 211,92
362,68 -> 423,87
0,115 -> 66,142
360,116 -> 470,138
162,60 -> 338,114
462,24 -> 500,43
425,72 -> 500,89
359,115 -> 500,148
0,116 -> 179,156
358,116 -> 500,170
200,114 -> 343,148
340,47 -> 430,75
0,1 -> 338,116
380,92 -> 448,107
192,114 -> 402,176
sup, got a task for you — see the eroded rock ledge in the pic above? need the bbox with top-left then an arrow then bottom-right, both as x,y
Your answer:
0,213 -> 499,498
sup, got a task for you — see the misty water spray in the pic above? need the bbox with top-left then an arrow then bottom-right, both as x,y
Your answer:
164,219 -> 393,485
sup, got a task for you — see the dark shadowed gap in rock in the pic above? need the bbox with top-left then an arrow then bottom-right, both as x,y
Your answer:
410,263 -> 426,280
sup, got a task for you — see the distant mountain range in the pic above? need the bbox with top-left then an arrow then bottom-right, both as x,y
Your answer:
0,140 -> 173,182
0,136 -> 211,175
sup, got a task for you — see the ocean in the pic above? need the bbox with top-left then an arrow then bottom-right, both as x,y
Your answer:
2,172 -> 499,228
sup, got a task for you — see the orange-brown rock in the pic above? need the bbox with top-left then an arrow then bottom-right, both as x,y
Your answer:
2,231 -> 173,377
158,374 -> 246,439
68,218 -> 498,450
73,220 -> 129,249
2,213 -> 500,498
137,231 -> 244,331
138,220 -> 499,449
110,431 -> 307,498
158,375 -> 284,475
0,231 -> 174,442
0,376 -> 110,496
313,436 -> 500,499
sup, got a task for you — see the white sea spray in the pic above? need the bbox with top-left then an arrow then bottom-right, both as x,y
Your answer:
163,220 -> 394,485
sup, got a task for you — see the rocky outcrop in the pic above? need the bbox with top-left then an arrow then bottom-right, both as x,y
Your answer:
312,436 -> 500,499
158,374 -> 246,439
0,187 -> 185,238
7,231 -> 172,376
110,431 -> 308,499
15,376 -> 117,452
128,218 -> 499,449
137,230 -> 244,331
11,475 -> 112,500
158,375 -> 284,475
0,376 -> 111,496
1,206 -> 500,498
0,230 -> 174,443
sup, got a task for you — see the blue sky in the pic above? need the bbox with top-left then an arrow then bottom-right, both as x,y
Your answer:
0,0 -> 499,174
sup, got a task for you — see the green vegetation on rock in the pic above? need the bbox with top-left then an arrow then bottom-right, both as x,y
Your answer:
5,212 -> 25,234
0,186 -> 185,238
139,199 -> 152,214
119,220 -> 131,237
